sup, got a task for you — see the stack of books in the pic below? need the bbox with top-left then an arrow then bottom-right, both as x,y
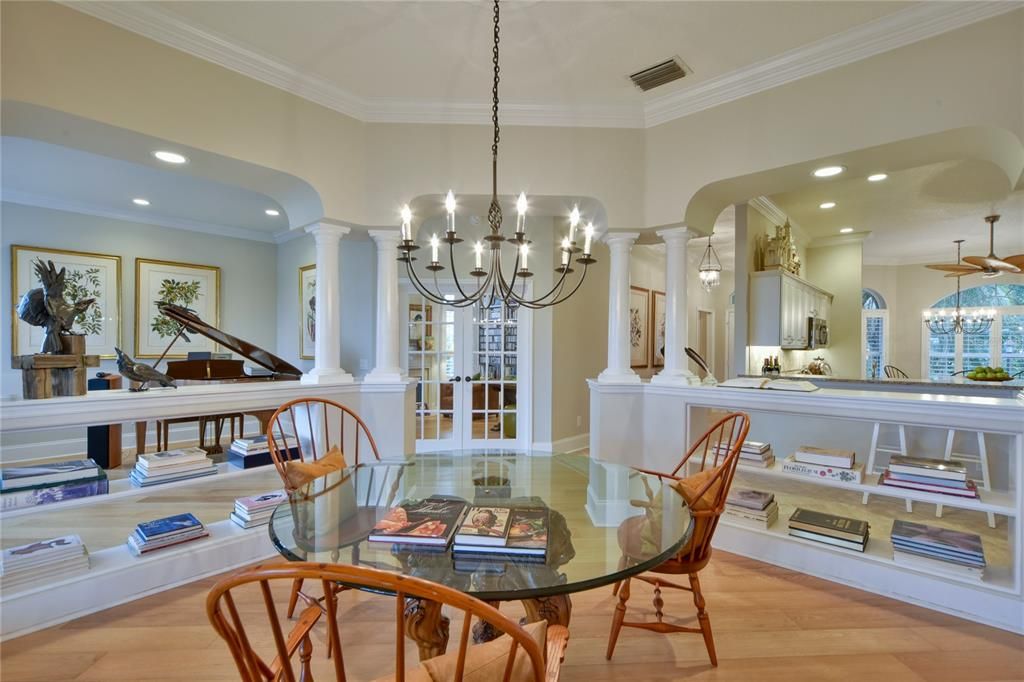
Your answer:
717,440 -> 774,468
1,459 -> 109,511
230,490 -> 287,529
783,446 -> 863,483
1,535 -> 90,591
368,497 -> 468,547
128,513 -> 209,556
723,489 -> 778,529
787,508 -> 869,552
228,436 -> 274,469
891,520 -> 986,580
452,505 -> 549,560
880,456 -> 978,499
129,447 -> 217,487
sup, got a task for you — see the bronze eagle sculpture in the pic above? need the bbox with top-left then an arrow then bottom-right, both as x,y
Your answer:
114,347 -> 177,391
16,259 -> 96,354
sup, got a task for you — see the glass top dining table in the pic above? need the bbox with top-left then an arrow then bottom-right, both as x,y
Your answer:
268,451 -> 693,606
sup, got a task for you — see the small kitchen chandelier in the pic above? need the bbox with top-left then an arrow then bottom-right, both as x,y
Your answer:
698,233 -> 722,292
923,240 -> 995,336
396,0 -> 596,309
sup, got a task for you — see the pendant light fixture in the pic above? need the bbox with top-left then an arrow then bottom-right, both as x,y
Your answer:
698,233 -> 722,292
396,0 -> 596,309
922,240 -> 995,336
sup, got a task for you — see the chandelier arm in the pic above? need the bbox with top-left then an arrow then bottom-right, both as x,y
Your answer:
403,258 -> 451,306
507,257 -> 574,306
512,262 -> 590,310
447,241 -> 492,303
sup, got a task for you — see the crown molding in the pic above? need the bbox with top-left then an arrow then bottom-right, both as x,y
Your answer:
808,231 -> 871,248
2,190 -> 278,244
67,1 -> 1020,130
644,1 -> 1021,127
748,196 -> 813,248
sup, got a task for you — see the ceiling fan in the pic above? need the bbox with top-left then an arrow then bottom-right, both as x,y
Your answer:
924,214 -> 1023,278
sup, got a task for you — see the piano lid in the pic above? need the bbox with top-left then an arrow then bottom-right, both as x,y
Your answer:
158,303 -> 303,377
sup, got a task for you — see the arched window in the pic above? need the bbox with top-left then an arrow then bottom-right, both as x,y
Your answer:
924,284 -> 1024,379
861,289 -> 888,378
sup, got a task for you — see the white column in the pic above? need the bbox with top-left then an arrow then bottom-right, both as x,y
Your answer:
598,232 -> 641,384
301,223 -> 354,384
652,227 -> 700,385
365,229 -> 403,383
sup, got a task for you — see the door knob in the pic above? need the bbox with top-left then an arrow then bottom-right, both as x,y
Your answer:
464,375 -> 472,382
451,376 -> 462,382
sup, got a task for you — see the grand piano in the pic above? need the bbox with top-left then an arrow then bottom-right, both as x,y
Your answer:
134,304 -> 304,457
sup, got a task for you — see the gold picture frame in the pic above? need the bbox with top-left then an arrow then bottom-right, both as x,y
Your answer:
135,258 -> 220,358
11,245 -> 123,358
299,263 -> 316,360
651,290 -> 666,368
629,286 -> 650,369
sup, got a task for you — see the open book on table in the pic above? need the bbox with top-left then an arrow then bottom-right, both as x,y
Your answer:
717,377 -> 819,392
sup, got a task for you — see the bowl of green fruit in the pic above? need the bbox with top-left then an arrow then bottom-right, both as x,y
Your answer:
965,366 -> 1013,382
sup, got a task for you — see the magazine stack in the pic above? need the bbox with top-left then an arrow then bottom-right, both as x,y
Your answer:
128,513 -> 209,556
890,520 -> 986,580
723,489 -> 778,529
1,459 -> 109,511
787,507 -> 869,552
453,505 -> 549,560
227,436 -> 298,470
1,535 -> 90,591
880,456 -> 978,499
783,446 -> 864,483
129,447 -> 217,487
231,490 -> 288,529
717,440 -> 774,469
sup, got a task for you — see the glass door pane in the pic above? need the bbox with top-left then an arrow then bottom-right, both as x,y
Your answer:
465,298 -> 521,448
407,293 -> 461,452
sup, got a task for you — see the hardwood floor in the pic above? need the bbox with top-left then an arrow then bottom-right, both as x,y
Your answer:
2,551 -> 1021,681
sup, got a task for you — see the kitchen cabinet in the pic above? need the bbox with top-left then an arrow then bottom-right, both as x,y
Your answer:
749,270 -> 834,349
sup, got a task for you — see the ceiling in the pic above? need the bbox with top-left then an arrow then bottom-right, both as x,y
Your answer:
72,1 -> 1014,128
769,161 -> 1024,265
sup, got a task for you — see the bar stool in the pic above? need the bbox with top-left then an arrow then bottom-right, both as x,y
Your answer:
936,429 -> 995,528
862,421 -> 912,512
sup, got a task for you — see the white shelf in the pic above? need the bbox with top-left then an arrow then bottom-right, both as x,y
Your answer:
0,461 -> 274,520
736,460 -> 1016,517
718,515 -> 1017,595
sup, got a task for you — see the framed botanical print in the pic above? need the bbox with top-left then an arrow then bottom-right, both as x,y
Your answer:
135,258 -> 220,358
629,286 -> 650,368
651,290 -> 666,367
299,263 -> 316,360
11,245 -> 122,358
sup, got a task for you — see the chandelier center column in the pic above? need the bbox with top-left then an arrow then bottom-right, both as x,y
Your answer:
301,223 -> 354,385
652,227 -> 700,386
366,229 -> 404,383
598,232 -> 641,384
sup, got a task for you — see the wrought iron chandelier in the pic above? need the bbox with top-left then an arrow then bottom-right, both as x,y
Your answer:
396,0 -> 596,309
923,240 -> 995,336
697,233 -> 722,292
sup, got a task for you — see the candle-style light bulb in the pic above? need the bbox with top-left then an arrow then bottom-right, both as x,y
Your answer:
400,204 -> 412,241
474,241 -> 483,269
444,190 -> 456,235
430,233 -> 440,263
569,205 -> 580,243
516,191 -> 528,235
561,237 -> 570,266
584,222 -> 594,255
520,243 -> 529,270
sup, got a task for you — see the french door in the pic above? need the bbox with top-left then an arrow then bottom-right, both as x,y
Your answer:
402,288 -> 529,452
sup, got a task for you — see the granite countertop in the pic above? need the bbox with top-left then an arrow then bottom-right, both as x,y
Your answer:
741,373 -> 1024,390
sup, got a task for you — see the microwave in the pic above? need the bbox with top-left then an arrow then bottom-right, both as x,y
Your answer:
808,317 -> 829,349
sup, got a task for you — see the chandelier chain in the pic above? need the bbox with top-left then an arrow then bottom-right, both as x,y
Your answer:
491,0 -> 501,160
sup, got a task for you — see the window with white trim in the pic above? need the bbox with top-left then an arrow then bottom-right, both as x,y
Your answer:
861,289 -> 888,378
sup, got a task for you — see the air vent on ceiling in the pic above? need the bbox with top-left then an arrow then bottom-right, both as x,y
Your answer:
629,58 -> 688,92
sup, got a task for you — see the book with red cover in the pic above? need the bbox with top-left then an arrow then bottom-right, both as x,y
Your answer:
879,472 -> 978,498
368,497 -> 467,546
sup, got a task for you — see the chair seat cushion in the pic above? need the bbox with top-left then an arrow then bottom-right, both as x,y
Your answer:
284,447 -> 348,489
374,620 -> 547,682
670,464 -> 724,560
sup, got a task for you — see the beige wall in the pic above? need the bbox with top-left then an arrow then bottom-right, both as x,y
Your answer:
806,242 -> 863,378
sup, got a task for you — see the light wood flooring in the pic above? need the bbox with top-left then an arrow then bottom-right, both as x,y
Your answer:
2,551 -> 1022,681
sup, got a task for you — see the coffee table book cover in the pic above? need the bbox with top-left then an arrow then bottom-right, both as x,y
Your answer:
368,497 -> 468,546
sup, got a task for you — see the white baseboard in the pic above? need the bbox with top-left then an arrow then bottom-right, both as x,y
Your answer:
553,433 -> 589,453
0,519 -> 278,640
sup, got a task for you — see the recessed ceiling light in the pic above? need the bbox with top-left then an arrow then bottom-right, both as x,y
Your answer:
265,209 -> 280,216
812,165 -> 845,178
132,198 -> 150,206
839,227 -> 854,234
819,201 -> 836,209
153,150 -> 188,164
867,173 -> 888,182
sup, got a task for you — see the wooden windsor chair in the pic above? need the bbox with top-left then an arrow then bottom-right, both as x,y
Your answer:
265,398 -> 383,626
206,562 -> 569,682
606,411 -> 750,667
883,365 -> 909,379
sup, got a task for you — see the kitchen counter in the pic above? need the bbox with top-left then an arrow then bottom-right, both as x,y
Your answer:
740,373 -> 1024,397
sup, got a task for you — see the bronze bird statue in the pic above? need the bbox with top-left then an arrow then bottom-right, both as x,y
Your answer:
114,347 -> 177,391
16,259 -> 96,354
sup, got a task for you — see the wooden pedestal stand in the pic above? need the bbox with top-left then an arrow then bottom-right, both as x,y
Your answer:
12,336 -> 99,399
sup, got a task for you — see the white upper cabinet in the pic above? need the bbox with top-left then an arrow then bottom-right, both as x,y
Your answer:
749,270 -> 834,349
